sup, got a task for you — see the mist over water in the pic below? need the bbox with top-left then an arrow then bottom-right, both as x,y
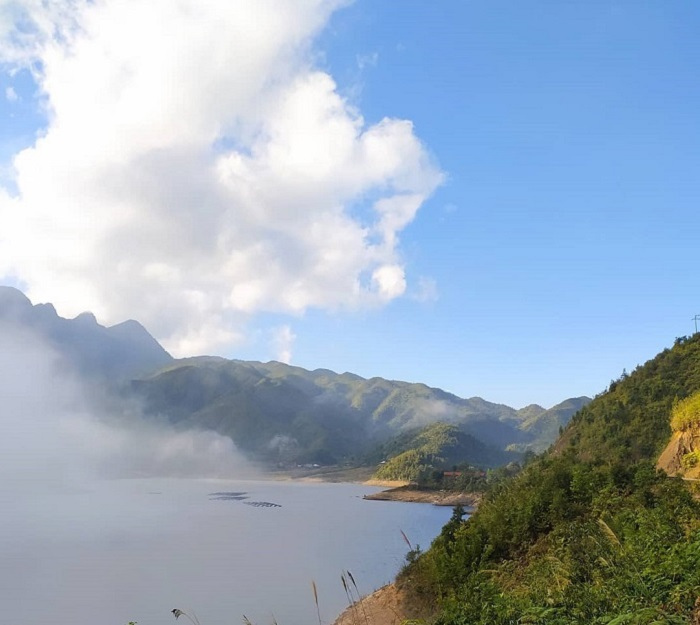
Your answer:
0,320 -> 255,488
1,322 -> 86,489
0,325 -> 452,624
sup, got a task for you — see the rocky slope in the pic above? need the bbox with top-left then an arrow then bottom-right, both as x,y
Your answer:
657,429 -> 700,478
657,389 -> 700,479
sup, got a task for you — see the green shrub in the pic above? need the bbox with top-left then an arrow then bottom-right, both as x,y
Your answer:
670,390 -> 700,432
681,450 -> 700,470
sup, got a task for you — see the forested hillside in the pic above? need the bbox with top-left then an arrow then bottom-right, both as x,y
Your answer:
401,334 -> 700,624
128,357 -> 586,466
368,423 -> 514,482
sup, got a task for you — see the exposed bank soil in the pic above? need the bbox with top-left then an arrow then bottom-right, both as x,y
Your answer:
363,485 -> 482,507
364,479 -> 411,488
657,429 -> 700,480
264,466 -> 378,483
332,583 -> 425,625
262,466 -> 482,505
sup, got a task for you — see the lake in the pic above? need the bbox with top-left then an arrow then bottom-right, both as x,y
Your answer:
2,478 -> 453,625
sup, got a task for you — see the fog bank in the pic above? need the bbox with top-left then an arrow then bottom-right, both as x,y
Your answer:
0,320 -> 254,491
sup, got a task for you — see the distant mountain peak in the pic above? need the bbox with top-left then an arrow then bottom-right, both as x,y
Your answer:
109,318 -> 152,335
0,285 -> 32,313
108,319 -> 171,357
74,311 -> 98,325
35,302 -> 57,315
520,403 -> 546,412
0,287 -> 172,381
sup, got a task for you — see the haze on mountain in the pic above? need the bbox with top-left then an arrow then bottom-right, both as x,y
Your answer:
0,286 -> 171,383
0,286 -> 252,481
0,287 -> 589,470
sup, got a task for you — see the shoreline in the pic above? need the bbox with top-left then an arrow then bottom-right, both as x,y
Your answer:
262,467 -> 477,625
262,466 -> 482,507
362,484 -> 482,507
262,465 -> 377,484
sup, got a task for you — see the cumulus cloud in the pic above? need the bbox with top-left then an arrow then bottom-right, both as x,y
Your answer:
4,86 -> 17,102
372,264 -> 406,301
0,0 -> 443,356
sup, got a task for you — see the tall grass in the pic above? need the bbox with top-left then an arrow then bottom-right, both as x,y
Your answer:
670,390 -> 700,431
341,570 -> 370,625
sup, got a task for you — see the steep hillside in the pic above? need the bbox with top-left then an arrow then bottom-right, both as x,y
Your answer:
657,389 -> 700,479
556,335 -> 700,462
401,334 -> 700,624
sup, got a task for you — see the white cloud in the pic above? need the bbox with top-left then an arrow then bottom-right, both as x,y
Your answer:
372,264 -> 406,301
4,86 -> 17,102
0,0 -> 443,356
271,324 -> 297,364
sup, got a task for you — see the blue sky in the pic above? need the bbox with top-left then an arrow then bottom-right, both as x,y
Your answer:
1,1 -> 699,407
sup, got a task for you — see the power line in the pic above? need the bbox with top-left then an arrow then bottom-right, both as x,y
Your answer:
693,315 -> 700,334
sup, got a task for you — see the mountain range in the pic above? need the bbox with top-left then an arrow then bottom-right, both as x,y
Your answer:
0,286 -> 589,467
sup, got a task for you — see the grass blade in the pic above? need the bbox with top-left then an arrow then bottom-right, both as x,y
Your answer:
312,580 -> 322,625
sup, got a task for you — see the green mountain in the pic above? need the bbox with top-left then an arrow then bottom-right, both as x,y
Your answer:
366,423 -> 514,482
401,334 -> 700,624
507,396 -> 591,453
556,336 -> 700,463
128,356 -> 587,466
0,287 -> 587,468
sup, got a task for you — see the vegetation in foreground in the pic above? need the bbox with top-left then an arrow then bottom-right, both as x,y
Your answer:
399,334 -> 700,624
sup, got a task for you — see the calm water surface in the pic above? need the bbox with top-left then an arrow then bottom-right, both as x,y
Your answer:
2,479 -> 453,625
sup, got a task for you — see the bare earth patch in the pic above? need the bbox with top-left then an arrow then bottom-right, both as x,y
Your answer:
332,584 -> 418,625
363,479 -> 411,488
362,485 -> 482,508
263,466 -> 378,483
657,430 -> 700,480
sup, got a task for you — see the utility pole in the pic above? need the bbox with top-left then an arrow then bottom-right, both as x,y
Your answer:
693,315 -> 700,334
